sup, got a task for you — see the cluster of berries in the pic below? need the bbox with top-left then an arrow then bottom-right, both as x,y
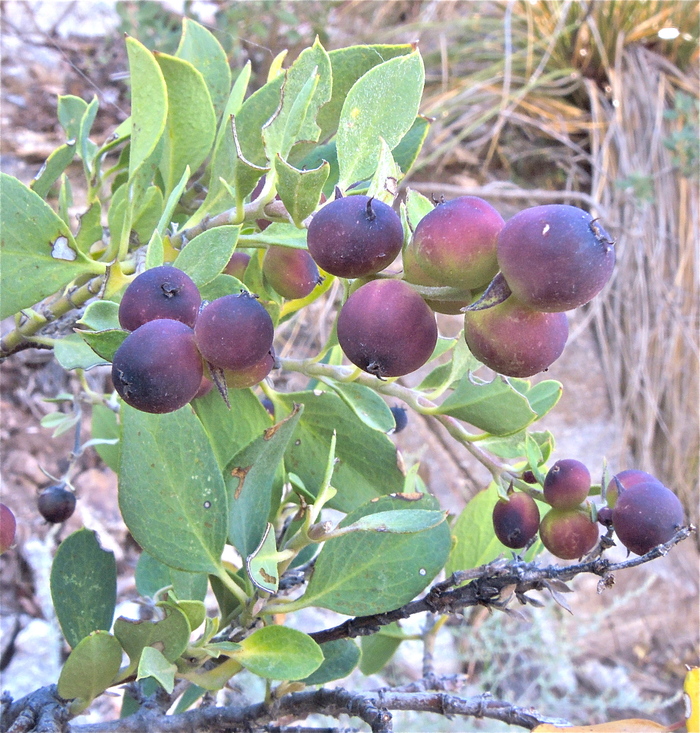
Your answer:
304,193 -> 615,380
112,266 -> 275,414
492,460 -> 685,559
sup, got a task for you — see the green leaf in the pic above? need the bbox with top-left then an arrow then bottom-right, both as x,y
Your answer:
239,221 -> 309,249
155,53 -> 217,195
75,201 -> 104,254
78,300 -> 120,331
365,138 -> 400,204
50,528 -> 117,648
0,174 -> 96,319
302,639 -> 360,685
416,338 -> 477,394
57,95 -> 88,141
193,387 -> 271,470
173,225 -> 240,287
175,18 -> 231,121
318,44 -> 414,141
30,142 -> 76,198
199,273 -> 246,301
187,63 -> 252,226
245,522 -> 285,593
119,404 -> 228,574
108,184 -> 163,250
78,329 -> 129,362
392,115 -> 431,174
339,509 -> 447,536
437,373 -> 538,436
229,74 -> 285,205
126,37 -> 168,180
155,165 -> 190,237
337,51 -> 424,187
298,494 -> 451,616
78,96 -> 99,175
279,390 -> 404,512
233,626 -> 323,680
137,646 -> 177,693
135,550 -> 208,601
57,631 -> 122,713
91,404 -> 121,472
114,607 -> 190,671
57,173 -> 73,227
445,484 -> 543,575
226,404 -> 303,559
404,187 -> 435,231
274,156 -> 329,227
263,38 -> 332,160
320,378 -> 395,433
173,683 -> 207,713
520,379 -> 563,419
360,624 -> 403,675
146,230 -> 165,268
54,334 -> 109,371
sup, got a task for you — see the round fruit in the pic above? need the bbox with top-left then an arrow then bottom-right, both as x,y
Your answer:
38,485 -> 76,523
539,508 -> 599,559
402,245 -> 471,315
224,251 -> 251,279
605,469 -> 660,508
307,195 -> 403,278
612,481 -> 684,556
224,349 -> 276,389
112,319 -> 204,414
464,296 -> 568,377
492,491 -> 540,549
192,375 -> 214,400
390,405 -> 408,434
408,196 -> 504,290
194,293 -> 274,372
0,504 -> 17,554
118,266 -> 201,331
596,506 -> 614,527
543,459 -> 591,509
337,279 -> 438,378
496,204 -> 615,312
263,246 -> 322,300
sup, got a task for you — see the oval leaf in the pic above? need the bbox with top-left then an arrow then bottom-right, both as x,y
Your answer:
119,404 -> 227,574
234,626 -> 323,680
50,528 -> 117,649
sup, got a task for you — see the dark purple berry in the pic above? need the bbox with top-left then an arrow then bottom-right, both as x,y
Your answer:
38,485 -> 76,523
408,196 -> 504,290
492,492 -> 540,549
224,251 -> 251,279
496,205 -> 615,312
543,459 -> 591,509
112,319 -> 204,414
612,481 -> 684,556
464,297 -> 568,377
194,293 -> 274,372
390,406 -> 408,434
118,266 -> 201,331
307,195 -> 403,278
596,506 -> 614,527
337,279 -> 437,378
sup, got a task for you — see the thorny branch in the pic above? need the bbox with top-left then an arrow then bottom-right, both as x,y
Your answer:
1,526 -> 692,733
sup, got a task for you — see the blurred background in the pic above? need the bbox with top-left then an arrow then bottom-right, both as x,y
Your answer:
1,1 -> 698,729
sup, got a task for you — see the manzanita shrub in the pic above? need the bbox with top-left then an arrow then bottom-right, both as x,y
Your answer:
0,20 -> 694,732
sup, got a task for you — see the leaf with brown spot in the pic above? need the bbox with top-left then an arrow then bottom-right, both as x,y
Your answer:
225,405 -> 303,558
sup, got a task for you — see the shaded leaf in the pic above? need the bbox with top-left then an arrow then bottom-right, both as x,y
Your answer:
303,639 -> 360,685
